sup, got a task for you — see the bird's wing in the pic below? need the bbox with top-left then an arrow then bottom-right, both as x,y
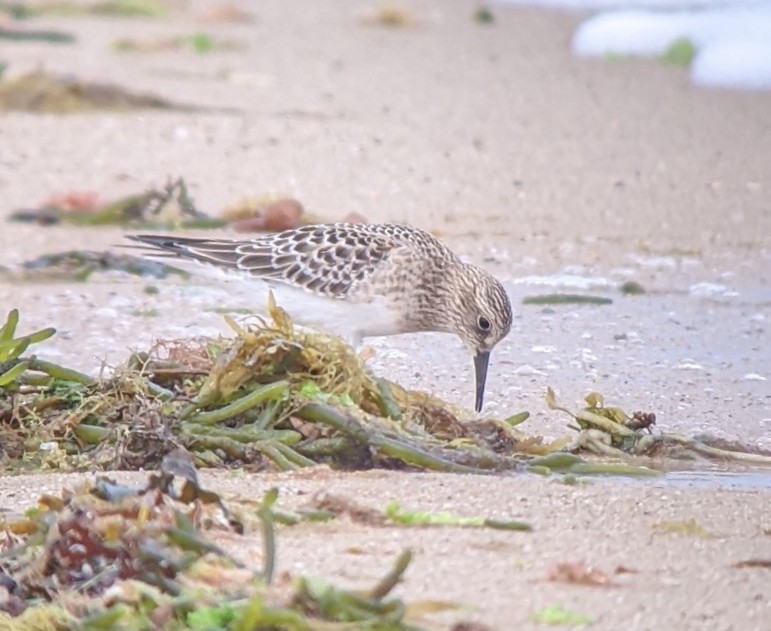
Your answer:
126,224 -> 400,298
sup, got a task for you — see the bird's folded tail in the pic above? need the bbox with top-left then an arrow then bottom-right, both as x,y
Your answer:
125,234 -> 247,268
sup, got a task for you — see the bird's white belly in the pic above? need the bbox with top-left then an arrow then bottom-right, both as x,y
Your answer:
268,283 -> 400,344
160,259 -> 400,345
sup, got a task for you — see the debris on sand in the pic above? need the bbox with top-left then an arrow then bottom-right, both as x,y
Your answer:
9,177 -> 224,229
3,0 -> 170,19
224,197 -> 306,233
3,250 -> 187,282
361,4 -> 419,28
112,32 -> 245,54
0,451 -> 423,628
546,387 -> 771,467
0,70 -> 192,113
0,25 -> 75,43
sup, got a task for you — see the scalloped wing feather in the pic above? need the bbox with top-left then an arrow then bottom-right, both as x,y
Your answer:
127,224 -> 448,299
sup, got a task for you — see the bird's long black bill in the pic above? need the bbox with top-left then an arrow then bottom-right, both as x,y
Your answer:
473,351 -> 490,413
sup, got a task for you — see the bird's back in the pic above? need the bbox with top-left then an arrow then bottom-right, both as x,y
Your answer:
128,223 -> 455,300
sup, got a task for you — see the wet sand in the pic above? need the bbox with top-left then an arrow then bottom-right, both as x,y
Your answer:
1,1 -> 770,628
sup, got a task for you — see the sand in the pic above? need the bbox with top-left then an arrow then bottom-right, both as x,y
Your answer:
0,1 -> 769,629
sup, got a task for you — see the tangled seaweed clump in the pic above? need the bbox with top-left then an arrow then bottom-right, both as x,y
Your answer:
0,300 -> 542,474
1,303 -> 769,476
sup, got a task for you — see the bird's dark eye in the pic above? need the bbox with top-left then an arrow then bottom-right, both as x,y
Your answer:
477,316 -> 491,332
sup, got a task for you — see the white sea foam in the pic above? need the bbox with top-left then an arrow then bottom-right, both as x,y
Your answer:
495,0 -> 771,91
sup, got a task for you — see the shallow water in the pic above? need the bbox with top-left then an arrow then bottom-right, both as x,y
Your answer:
656,469 -> 771,490
591,468 -> 771,490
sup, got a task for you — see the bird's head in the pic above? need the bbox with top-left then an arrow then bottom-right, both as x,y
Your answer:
449,267 -> 512,413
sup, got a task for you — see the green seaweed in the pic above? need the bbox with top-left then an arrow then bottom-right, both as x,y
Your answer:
385,502 -> 531,531
663,38 -> 697,66
530,605 -> 593,626
474,7 -> 494,24
619,280 -> 646,295
522,294 -> 613,306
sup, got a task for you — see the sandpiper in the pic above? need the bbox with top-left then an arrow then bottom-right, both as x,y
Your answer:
127,223 -> 512,412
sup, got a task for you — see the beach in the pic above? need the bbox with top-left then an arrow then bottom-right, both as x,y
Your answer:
0,1 -> 769,628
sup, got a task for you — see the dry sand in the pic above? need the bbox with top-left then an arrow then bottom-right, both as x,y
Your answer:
0,1 -> 770,629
